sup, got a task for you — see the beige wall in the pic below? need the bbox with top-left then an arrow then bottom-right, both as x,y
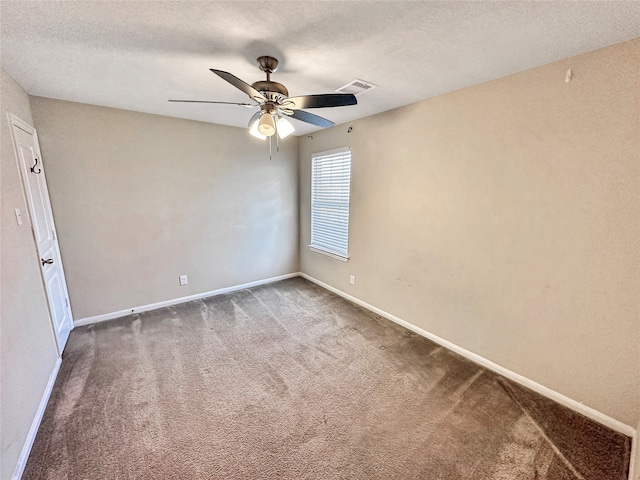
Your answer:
0,69 -> 60,479
30,98 -> 299,320
299,39 -> 640,427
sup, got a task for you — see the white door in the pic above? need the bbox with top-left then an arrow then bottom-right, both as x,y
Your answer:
8,113 -> 73,353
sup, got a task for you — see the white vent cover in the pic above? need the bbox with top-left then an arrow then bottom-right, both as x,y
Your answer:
335,79 -> 377,95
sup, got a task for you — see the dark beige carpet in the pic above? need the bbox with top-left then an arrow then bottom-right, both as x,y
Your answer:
24,277 -> 631,479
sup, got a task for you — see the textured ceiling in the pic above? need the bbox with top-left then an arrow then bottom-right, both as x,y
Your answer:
2,1 -> 639,135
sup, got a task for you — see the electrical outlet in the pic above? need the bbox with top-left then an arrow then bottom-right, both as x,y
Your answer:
349,275 -> 356,286
179,275 -> 188,286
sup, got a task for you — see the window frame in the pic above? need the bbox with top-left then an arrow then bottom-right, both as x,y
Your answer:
309,146 -> 352,262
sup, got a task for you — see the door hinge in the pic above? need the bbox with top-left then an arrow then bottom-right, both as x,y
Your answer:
52,228 -> 56,240
65,297 -> 69,308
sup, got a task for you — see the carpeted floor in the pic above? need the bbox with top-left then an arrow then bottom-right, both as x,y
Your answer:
24,277 -> 631,479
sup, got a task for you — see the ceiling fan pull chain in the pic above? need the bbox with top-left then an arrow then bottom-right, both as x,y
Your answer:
269,135 -> 272,161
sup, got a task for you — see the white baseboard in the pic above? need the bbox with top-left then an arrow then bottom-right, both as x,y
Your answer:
630,426 -> 639,480
12,356 -> 62,480
74,272 -> 301,327
299,273 -> 635,439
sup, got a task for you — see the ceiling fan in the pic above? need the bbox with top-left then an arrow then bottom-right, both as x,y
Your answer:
169,56 -> 357,140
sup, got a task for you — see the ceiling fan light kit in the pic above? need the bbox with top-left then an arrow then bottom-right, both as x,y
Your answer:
170,56 -> 357,157
249,118 -> 266,139
277,116 -> 295,139
257,112 -> 276,136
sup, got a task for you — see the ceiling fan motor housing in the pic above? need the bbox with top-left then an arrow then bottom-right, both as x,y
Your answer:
251,80 -> 289,100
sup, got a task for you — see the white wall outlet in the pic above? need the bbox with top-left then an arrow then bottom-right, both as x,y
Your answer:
349,275 -> 356,286
179,275 -> 188,286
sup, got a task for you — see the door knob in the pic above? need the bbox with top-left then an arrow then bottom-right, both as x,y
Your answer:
41,258 -> 54,266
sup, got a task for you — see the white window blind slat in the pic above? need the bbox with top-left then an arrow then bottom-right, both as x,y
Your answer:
310,147 -> 351,259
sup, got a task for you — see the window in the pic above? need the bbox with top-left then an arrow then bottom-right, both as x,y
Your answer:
310,147 -> 352,261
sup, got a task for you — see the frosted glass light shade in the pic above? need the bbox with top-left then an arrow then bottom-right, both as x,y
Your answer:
258,113 -> 276,136
249,119 -> 266,139
277,116 -> 295,139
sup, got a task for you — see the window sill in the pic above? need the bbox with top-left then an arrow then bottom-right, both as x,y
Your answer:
309,246 -> 349,262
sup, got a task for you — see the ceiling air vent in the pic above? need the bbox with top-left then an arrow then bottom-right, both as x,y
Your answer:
335,79 -> 377,95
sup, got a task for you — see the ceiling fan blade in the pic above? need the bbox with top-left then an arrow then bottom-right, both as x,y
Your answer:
247,111 -> 261,127
210,69 -> 266,101
286,93 -> 357,109
289,110 -> 335,128
169,100 -> 255,107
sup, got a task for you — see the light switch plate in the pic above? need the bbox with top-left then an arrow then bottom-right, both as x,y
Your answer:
15,208 -> 23,226
179,275 -> 188,286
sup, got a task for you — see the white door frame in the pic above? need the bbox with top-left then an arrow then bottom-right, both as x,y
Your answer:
7,112 -> 74,355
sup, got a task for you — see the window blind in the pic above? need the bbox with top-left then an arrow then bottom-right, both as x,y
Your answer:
310,147 -> 352,260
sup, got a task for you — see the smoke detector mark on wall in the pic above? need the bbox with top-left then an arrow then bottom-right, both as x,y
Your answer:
336,79 -> 377,95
